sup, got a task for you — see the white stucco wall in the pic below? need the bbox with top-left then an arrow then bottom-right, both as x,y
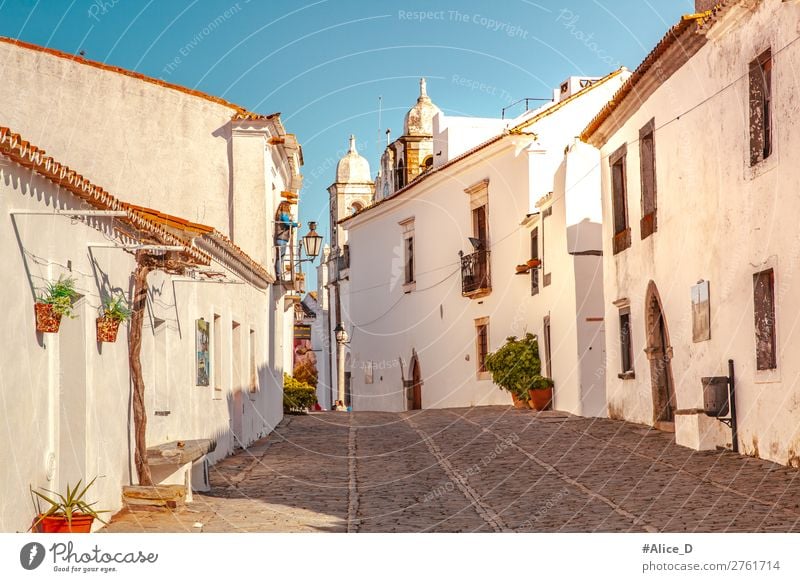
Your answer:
0,153 -> 284,532
596,0 -> 800,464
342,75 -> 624,414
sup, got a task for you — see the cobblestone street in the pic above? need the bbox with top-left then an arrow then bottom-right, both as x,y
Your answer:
104,407 -> 800,533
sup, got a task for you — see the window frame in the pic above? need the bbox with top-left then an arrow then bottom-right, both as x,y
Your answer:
749,49 -> 773,167
618,307 -> 635,379
753,268 -> 777,372
609,144 -> 631,254
639,118 -> 657,239
475,317 -> 490,380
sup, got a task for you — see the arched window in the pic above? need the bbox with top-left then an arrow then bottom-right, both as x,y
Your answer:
422,156 -> 433,172
350,201 -> 364,215
395,159 -> 406,190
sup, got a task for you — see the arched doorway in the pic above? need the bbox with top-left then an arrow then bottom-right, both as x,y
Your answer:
644,282 -> 676,427
410,356 -> 422,410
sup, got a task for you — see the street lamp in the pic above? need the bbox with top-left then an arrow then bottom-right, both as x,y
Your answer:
302,221 -> 323,259
334,321 -> 349,410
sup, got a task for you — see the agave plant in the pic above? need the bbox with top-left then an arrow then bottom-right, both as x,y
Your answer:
29,477 -> 109,531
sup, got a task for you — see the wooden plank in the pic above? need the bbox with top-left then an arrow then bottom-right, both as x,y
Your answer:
146,438 -> 215,466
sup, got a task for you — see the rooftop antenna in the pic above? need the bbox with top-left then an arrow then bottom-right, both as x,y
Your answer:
377,95 -> 382,157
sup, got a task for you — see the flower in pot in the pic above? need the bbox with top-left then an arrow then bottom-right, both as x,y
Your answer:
528,374 -> 555,411
97,293 -> 131,343
35,276 -> 78,333
29,477 -> 109,533
485,333 -> 549,410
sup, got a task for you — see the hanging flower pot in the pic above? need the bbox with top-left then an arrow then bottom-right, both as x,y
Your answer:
96,317 -> 121,343
96,292 -> 131,343
35,303 -> 62,333
34,276 -> 77,333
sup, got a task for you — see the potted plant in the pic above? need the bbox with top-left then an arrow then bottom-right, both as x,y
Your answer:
283,373 -> 317,414
29,478 -> 108,533
485,333 -> 554,411
97,292 -> 131,343
35,276 -> 78,333
528,374 -> 555,411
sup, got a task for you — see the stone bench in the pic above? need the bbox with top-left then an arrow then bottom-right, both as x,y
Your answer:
141,439 -> 216,503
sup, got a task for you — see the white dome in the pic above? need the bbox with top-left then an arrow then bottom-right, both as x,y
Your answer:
336,135 -> 372,183
403,78 -> 441,136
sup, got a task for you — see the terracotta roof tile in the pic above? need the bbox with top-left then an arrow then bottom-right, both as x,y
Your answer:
579,5 -> 736,144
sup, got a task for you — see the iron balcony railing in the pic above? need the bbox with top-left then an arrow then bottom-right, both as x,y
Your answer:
461,249 -> 491,296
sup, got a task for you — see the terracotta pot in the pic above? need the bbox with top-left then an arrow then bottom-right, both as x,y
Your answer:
35,303 -> 62,333
528,387 -> 553,411
527,258 -> 542,268
511,392 -> 528,409
96,317 -> 121,343
515,264 -> 529,274
34,514 -> 94,533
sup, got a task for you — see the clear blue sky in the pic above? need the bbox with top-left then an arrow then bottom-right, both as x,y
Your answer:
0,0 -> 693,284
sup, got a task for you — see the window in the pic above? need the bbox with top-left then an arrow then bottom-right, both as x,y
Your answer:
543,316 -> 552,378
463,181 -> 491,297
213,314 -> 222,399
475,317 -> 490,379
422,156 -> 433,172
610,144 -> 630,254
749,49 -> 772,166
249,329 -> 258,394
404,236 -> 414,284
396,158 -> 406,189
753,269 -> 777,370
473,205 -> 488,246
400,217 -> 415,291
639,119 -> 657,239
541,206 -> 552,287
530,227 -> 539,295
619,307 -> 634,377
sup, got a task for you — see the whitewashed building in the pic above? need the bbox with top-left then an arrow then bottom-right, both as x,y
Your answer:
581,0 -> 800,465
337,73 -> 628,412
0,38 -> 303,531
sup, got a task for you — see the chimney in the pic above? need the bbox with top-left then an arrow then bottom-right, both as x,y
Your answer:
695,0 -> 716,12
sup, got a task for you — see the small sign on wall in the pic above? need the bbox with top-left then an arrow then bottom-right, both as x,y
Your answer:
692,280 -> 711,342
196,318 -> 210,386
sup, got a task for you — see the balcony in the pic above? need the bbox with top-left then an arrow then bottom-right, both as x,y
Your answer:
461,249 -> 491,298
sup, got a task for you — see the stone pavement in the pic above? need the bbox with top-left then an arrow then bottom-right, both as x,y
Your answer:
103,407 -> 800,533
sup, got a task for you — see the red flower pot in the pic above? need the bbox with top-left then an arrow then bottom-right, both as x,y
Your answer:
34,514 -> 94,533
528,387 -> 553,411
96,317 -> 121,343
35,303 -> 62,333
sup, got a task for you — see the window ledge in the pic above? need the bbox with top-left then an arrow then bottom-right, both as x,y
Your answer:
618,371 -> 636,380
402,281 -> 416,294
745,152 -> 778,181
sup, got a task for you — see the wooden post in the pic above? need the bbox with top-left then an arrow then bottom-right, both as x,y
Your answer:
129,255 -> 153,486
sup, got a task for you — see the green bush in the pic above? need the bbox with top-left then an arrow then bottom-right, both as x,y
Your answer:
484,333 -> 553,401
283,373 -> 317,412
